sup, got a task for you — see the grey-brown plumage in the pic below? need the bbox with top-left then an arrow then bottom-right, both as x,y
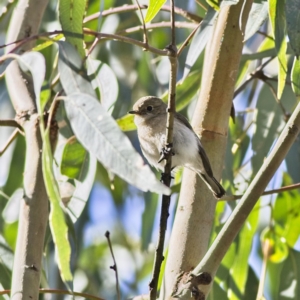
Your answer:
129,96 -> 225,198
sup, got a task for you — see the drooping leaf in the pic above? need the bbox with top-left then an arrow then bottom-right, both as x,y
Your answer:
228,202 -> 260,299
161,71 -> 202,111
183,8 -> 218,79
261,226 -> 289,263
144,0 -> 167,23
58,41 -> 95,97
0,234 -> 13,289
251,83 -> 296,175
58,0 -> 86,57
42,128 -> 73,282
64,93 -> 170,195
66,152 -> 97,223
269,0 -> 288,99
87,58 -> 119,113
116,114 -> 136,132
15,52 -> 46,114
285,0 -> 300,56
60,136 -> 87,179
291,57 -> 300,96
244,1 -> 268,41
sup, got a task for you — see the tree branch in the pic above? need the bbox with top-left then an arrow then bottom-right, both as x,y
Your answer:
160,1 -> 253,299
5,0 -> 50,299
83,4 -> 201,24
149,1 -> 177,299
181,96 -> 300,298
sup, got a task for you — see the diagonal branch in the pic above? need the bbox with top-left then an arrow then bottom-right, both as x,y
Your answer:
182,99 -> 300,298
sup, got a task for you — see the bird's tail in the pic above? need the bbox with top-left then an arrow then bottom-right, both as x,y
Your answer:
199,173 -> 226,199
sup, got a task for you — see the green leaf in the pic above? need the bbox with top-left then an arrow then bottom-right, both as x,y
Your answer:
161,71 -> 202,111
261,226 -> 289,263
277,250 -> 297,298
144,0 -> 167,23
274,175 -> 300,247
42,129 -> 73,282
59,0 -> 86,58
87,58 -> 119,113
64,93 -> 171,195
206,0 -> 220,10
66,152 -> 97,223
16,52 -> 46,115
116,114 -> 136,131
0,234 -> 13,288
285,0 -> 300,56
269,0 -> 288,99
183,8 -> 218,79
60,136 -> 87,179
141,192 -> 159,250
228,203 -> 259,299
291,57 -> 300,97
58,41 -> 95,97
244,1 -> 268,41
251,83 -> 296,174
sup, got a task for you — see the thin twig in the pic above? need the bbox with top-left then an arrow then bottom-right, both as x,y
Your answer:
0,128 -> 21,157
149,1 -> 177,299
84,30 -> 169,57
0,29 -> 168,56
135,0 -> 148,45
0,119 -> 23,130
0,289 -> 105,300
177,22 -> 201,57
117,21 -> 197,35
105,231 -> 121,300
225,182 -> 300,201
83,4 -> 202,24
234,57 -> 274,99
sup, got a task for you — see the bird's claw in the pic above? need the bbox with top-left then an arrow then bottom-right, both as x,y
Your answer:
160,172 -> 174,182
157,144 -> 174,164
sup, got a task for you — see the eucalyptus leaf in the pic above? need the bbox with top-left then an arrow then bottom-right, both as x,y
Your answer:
67,153 -> 97,223
144,0 -> 167,23
291,57 -> 300,96
183,8 -> 218,79
244,1 -> 268,41
15,52 -> 46,115
286,0 -> 300,56
58,0 -> 86,57
269,0 -> 288,99
87,58 -> 118,113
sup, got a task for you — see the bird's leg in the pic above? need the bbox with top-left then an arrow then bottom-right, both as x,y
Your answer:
157,143 -> 174,164
159,143 -> 175,182
160,172 -> 174,182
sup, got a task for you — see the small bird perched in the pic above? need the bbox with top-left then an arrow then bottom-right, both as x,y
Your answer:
129,96 -> 226,199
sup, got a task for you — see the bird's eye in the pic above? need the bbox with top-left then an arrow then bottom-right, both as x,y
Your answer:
146,106 -> 153,112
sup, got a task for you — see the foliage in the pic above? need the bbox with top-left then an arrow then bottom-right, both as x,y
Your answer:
0,0 -> 300,299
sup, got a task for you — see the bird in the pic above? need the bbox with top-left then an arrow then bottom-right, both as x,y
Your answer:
129,96 -> 226,199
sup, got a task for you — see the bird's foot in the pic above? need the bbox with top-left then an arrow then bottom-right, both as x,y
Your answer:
158,143 -> 174,164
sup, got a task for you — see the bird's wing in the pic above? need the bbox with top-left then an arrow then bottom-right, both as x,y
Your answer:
198,145 -> 214,177
175,112 -> 194,130
175,112 -> 214,177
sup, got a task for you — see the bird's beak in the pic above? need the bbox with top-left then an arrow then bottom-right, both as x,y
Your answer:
128,110 -> 138,114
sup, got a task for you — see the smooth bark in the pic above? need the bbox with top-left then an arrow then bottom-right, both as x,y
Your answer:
5,0 -> 50,299
160,1 -> 253,299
